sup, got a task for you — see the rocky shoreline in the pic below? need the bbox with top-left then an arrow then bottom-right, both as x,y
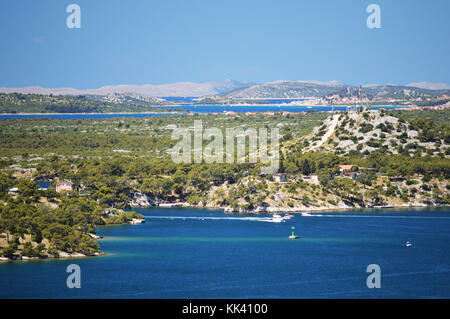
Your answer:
0,223 -> 142,262
131,196 -> 447,213
0,251 -> 106,262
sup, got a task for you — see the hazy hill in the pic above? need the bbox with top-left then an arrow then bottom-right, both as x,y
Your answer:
1,80 -> 449,100
0,79 -> 251,97
361,85 -> 447,98
407,82 -> 450,90
99,93 -> 166,105
220,80 -> 346,98
220,81 -> 449,99
0,93 -> 178,113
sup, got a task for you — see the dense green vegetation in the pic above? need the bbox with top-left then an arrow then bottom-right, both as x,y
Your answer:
0,112 -> 327,158
0,109 -> 449,258
282,149 -> 448,180
0,93 -> 182,113
0,175 -> 142,258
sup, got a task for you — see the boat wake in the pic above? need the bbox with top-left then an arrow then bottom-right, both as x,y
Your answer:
143,215 -> 283,223
306,214 -> 450,219
143,214 -> 450,221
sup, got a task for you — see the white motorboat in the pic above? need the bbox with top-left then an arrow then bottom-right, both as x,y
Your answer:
130,218 -> 146,224
406,241 -> 412,247
301,212 -> 312,216
271,214 -> 284,223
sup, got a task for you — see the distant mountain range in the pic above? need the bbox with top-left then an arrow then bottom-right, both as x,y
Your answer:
406,82 -> 450,90
0,79 -> 252,97
0,80 -> 448,98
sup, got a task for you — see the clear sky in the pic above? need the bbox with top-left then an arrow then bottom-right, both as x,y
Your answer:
0,0 -> 449,88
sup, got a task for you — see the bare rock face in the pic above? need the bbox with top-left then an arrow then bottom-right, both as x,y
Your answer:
129,191 -> 156,207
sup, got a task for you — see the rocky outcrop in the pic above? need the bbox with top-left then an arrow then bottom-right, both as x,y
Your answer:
129,191 -> 157,207
300,110 -> 449,155
88,233 -> 103,239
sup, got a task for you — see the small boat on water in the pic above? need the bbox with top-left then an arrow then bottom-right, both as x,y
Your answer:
271,214 -> 284,223
283,214 -> 294,219
130,218 -> 146,224
301,212 -> 312,216
406,241 -> 412,247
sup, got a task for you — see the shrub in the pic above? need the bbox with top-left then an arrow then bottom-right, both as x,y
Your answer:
1,242 -> 18,258
359,123 -> 374,133
327,199 -> 337,205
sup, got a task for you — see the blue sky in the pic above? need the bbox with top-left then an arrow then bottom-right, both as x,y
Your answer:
0,0 -> 449,88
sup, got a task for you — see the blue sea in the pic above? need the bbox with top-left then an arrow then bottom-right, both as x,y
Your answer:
1,207 -> 449,298
0,105 -> 403,120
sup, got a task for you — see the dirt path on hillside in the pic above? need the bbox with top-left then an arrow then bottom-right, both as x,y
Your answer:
305,115 -> 339,152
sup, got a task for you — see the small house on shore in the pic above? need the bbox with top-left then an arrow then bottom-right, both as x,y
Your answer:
55,180 -> 73,193
339,165 -> 354,174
